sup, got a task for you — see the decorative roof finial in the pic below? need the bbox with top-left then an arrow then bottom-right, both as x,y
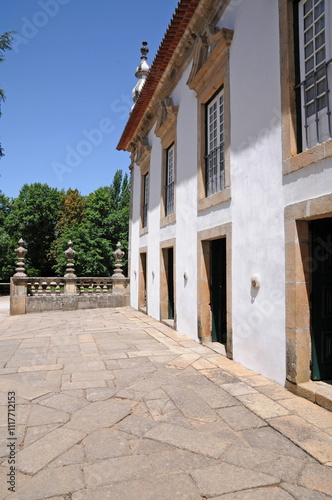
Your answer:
140,41 -> 149,60
132,41 -> 150,107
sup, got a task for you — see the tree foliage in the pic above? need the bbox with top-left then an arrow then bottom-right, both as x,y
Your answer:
52,170 -> 130,276
0,170 -> 130,281
0,192 -> 15,280
5,183 -> 62,276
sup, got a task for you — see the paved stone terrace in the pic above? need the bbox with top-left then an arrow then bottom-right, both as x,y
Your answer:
0,302 -> 332,499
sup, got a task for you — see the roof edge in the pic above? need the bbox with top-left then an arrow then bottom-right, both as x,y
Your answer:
117,0 -> 201,152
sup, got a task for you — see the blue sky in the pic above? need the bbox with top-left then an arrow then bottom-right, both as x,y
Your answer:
0,0 -> 178,198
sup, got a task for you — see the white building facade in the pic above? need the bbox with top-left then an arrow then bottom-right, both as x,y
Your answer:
117,0 -> 332,393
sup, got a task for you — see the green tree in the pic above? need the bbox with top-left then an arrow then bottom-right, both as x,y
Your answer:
53,222 -> 112,277
0,31 -> 15,158
0,192 -> 15,281
56,188 -> 86,234
86,170 -> 130,273
5,183 -> 62,276
53,170 -> 130,276
49,187 -> 86,265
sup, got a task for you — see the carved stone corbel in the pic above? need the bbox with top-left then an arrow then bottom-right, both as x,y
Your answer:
187,26 -> 233,94
155,97 -> 179,142
135,136 -> 151,169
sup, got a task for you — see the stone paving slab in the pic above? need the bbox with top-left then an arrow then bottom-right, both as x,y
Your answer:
267,414 -> 332,463
214,487 -> 295,499
72,474 -> 201,500
0,378 -> 50,401
144,422 -> 229,458
216,405 -> 267,431
84,454 -> 154,487
65,399 -> 132,433
0,306 -> 332,499
190,462 -> 278,497
10,464 -> 84,500
281,481 -> 332,499
16,427 -> 85,474
221,444 -> 307,483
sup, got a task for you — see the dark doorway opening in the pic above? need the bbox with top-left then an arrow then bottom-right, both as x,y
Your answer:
311,218 -> 332,381
167,247 -> 174,320
211,238 -> 227,344
139,252 -> 147,312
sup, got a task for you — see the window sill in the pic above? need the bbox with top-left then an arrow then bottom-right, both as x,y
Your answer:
139,226 -> 148,237
198,188 -> 231,212
160,213 -> 176,227
284,138 -> 332,175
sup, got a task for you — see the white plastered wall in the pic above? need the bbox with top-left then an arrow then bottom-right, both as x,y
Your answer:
130,0 -> 288,384
130,163 -> 141,309
171,65 -> 198,339
223,0 -> 286,384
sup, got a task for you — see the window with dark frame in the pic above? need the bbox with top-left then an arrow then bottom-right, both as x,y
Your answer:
165,143 -> 175,216
142,172 -> 149,228
205,86 -> 225,197
296,0 -> 332,150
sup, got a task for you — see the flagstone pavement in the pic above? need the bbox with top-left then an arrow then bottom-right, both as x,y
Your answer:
0,301 -> 332,499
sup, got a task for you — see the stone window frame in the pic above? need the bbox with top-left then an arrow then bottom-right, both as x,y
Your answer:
285,194 -> 332,392
135,136 -> 151,236
187,25 -> 233,212
155,97 -> 178,227
160,238 -> 176,329
279,0 -> 332,176
197,222 -> 232,358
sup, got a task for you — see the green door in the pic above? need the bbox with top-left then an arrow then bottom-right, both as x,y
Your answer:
211,239 -> 227,344
311,219 -> 332,381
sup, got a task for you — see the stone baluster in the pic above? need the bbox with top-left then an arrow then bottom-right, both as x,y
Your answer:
14,238 -> 27,277
64,240 -> 77,296
55,280 -> 61,294
10,239 -> 28,315
112,242 -> 127,295
112,242 -> 125,279
64,240 -> 77,278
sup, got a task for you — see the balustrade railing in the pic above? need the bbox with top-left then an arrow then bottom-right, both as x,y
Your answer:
75,278 -> 113,295
27,278 -> 65,296
10,239 -> 129,315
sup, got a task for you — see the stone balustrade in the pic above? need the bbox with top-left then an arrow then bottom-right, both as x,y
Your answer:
27,278 -> 65,296
10,240 -> 130,315
75,278 -> 113,295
